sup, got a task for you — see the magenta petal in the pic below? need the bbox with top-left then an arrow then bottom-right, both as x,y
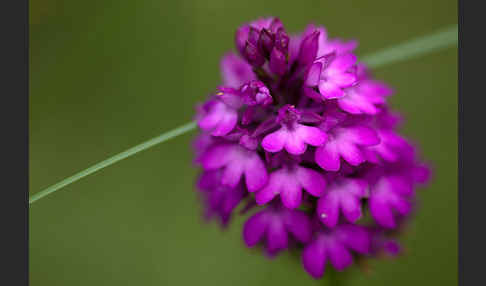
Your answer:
315,142 -> 341,171
296,166 -> 326,197
200,144 -> 233,170
284,132 -> 307,155
266,221 -> 288,253
305,62 -> 322,86
390,196 -> 412,215
369,196 -> 395,228
255,186 -> 278,205
280,178 -> 302,209
345,126 -> 380,146
243,211 -> 268,246
284,210 -> 312,243
244,155 -> 268,192
221,161 -> 244,188
340,193 -> 362,223
338,141 -> 365,166
220,53 -> 255,87
302,240 -> 326,279
221,186 -> 245,217
338,93 -> 379,115
296,125 -> 327,147
198,101 -> 226,130
255,171 -> 283,205
317,193 -> 339,227
330,53 -> 357,70
211,111 -> 238,136
331,72 -> 356,86
327,240 -> 353,271
261,129 -> 287,153
387,175 -> 413,196
346,179 -> 367,197
319,80 -> 345,99
339,225 -> 370,254
197,170 -> 219,190
198,110 -> 220,131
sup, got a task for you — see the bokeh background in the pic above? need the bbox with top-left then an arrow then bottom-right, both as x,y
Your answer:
30,1 -> 457,285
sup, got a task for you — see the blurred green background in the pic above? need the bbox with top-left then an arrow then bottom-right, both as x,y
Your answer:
29,0 -> 457,285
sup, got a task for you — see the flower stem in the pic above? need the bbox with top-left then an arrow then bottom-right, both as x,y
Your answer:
29,25 -> 458,205
29,121 -> 197,204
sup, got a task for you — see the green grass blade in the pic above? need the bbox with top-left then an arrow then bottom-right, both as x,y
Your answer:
362,25 -> 457,68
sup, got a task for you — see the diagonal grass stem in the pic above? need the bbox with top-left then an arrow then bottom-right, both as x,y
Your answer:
362,24 -> 457,68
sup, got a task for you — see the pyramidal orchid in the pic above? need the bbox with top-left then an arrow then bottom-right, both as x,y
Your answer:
193,17 -> 430,280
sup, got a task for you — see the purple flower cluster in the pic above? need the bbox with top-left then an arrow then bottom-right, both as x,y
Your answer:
193,17 -> 430,279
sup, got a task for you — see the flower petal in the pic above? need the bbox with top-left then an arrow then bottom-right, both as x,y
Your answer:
284,210 -> 312,243
337,91 -> 379,115
318,80 -> 345,99
211,111 -> 238,136
369,195 -> 395,228
284,131 -> 307,155
330,72 -> 356,86
280,177 -> 302,209
315,142 -> 341,171
198,102 -> 224,130
344,126 -> 380,146
339,225 -> 370,254
338,141 -> 365,166
244,154 -> 268,192
327,240 -> 353,271
317,193 -> 339,227
221,160 -> 244,188
261,129 -> 288,153
302,240 -> 327,279
296,125 -> 327,147
305,62 -> 322,86
340,192 -> 362,223
329,53 -> 357,70
255,171 -> 284,205
243,211 -> 268,247
200,144 -> 234,170
266,220 -> 288,253
296,166 -> 326,197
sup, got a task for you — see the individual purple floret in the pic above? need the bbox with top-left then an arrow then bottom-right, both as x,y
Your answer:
317,176 -> 367,227
302,222 -> 370,278
243,202 -> 312,256
192,17 -> 430,280
200,142 -> 268,192
305,53 -> 358,100
315,119 -> 380,171
255,160 -> 326,208
337,63 -> 393,115
261,105 -> 327,155
197,170 -> 247,226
